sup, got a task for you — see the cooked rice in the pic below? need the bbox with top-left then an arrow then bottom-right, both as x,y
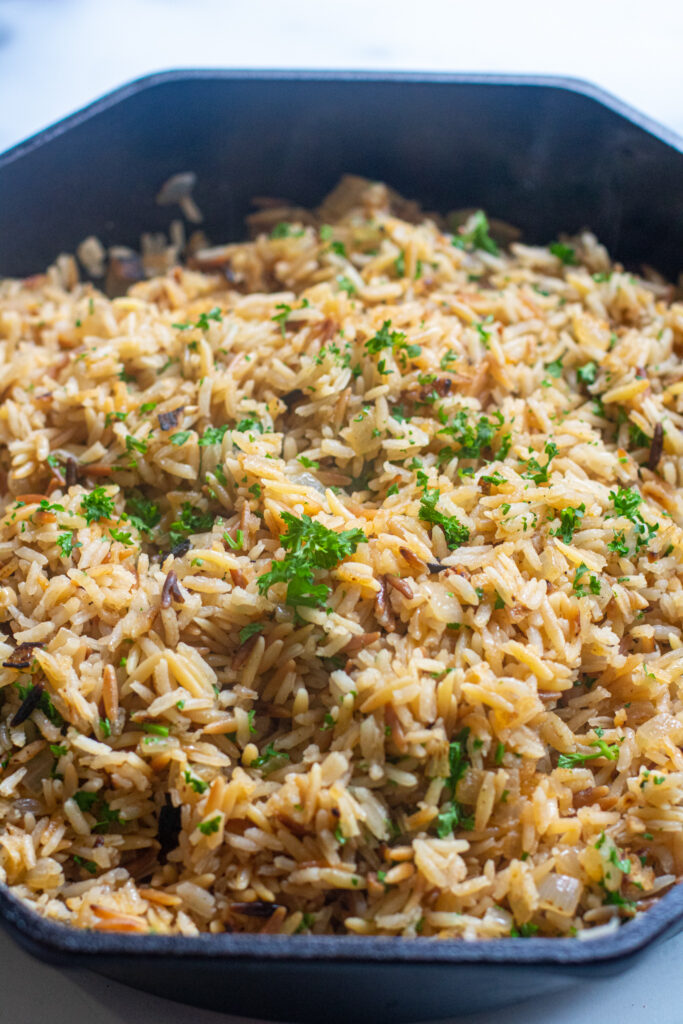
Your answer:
1,176 -> 682,940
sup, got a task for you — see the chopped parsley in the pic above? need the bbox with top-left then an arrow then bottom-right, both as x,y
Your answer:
15,683 -> 63,727
452,211 -> 499,256
608,487 -> 658,553
239,623 -> 263,645
39,499 -> 65,514
271,223 -> 304,239
197,815 -> 222,835
272,303 -> 291,337
549,242 -> 577,265
510,923 -> 539,938
364,320 -> 421,363
602,889 -> 636,913
142,723 -> 169,736
480,471 -> 506,486
125,435 -> 148,455
223,529 -> 244,550
80,487 -> 116,524
172,307 -> 222,332
545,353 -> 565,378
170,430 -> 192,446
250,743 -> 290,771
105,410 -> 128,426
183,769 -> 208,794
418,489 -> 469,550
627,421 -> 650,449
169,503 -> 213,547
125,491 -> 161,534
193,307 -> 223,331
572,563 -> 601,596
257,512 -> 366,609
436,728 -> 474,836
550,503 -> 586,544
73,790 -> 98,812
57,532 -> 81,557
608,530 -> 630,557
330,240 -> 348,259
109,528 -> 134,546
557,739 -> 620,769
577,362 -> 598,386
199,425 -> 229,446
609,847 -> 631,874
520,441 -> 558,484
437,409 -> 505,462
73,855 -> 97,874
234,415 -> 263,434
336,275 -> 356,295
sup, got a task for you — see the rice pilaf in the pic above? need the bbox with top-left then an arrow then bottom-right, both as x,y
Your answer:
0,176 -> 682,940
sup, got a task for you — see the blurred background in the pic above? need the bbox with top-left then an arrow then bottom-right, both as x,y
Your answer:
1,0 -> 683,151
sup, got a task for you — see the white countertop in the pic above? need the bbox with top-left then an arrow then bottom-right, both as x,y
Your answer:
1,1 -> 681,1021
1,0 -> 683,153
1,920 -> 681,1024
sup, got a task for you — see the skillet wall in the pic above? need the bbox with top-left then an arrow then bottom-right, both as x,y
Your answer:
0,72 -> 682,279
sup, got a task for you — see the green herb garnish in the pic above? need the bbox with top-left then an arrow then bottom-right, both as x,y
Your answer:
169,503 -> 213,547
110,528 -> 133,545
549,242 -> 577,265
577,362 -> 597,386
197,815 -> 222,835
272,303 -> 292,337
557,739 -> 620,768
239,623 -> 263,645
57,532 -> 81,557
257,512 -> 365,609
436,728 -> 474,837
250,743 -> 290,771
79,488 -> 116,524
183,769 -> 209,794
452,211 -> 499,256
125,491 -> 161,534
199,425 -> 229,446
418,489 -> 469,550
608,487 -> 658,553
73,855 -> 97,874
142,723 -> 169,737
550,504 -> 586,544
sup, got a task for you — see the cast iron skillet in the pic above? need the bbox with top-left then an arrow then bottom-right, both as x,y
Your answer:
0,70 -> 682,1024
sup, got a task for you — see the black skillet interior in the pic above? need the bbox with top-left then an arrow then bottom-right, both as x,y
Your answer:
0,70 -> 683,1024
1,70 -> 682,279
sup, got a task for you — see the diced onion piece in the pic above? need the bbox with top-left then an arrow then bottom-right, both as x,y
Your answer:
537,872 -> 582,916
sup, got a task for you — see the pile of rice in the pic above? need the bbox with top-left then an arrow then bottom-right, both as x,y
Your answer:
1,176 -> 682,941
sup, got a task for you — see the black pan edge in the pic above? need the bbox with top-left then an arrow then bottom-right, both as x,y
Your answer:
1,878 -> 682,967
1,69 -> 681,172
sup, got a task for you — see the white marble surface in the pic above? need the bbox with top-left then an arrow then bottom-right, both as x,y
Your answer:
1,1 -> 682,1021
1,0 -> 683,152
